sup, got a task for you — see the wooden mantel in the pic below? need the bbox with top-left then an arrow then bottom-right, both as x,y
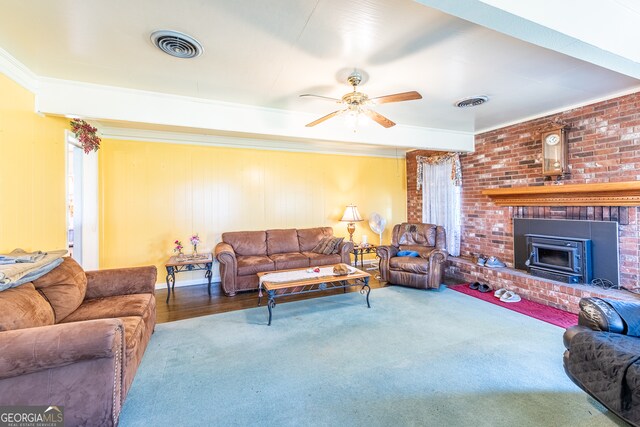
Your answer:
482,181 -> 640,206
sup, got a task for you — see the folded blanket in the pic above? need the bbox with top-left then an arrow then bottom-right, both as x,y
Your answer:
0,249 -> 68,291
7,258 -> 64,288
0,250 -> 47,264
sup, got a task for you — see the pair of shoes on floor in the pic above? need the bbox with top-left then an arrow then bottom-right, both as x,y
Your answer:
482,256 -> 506,268
494,288 -> 521,303
469,281 -> 491,293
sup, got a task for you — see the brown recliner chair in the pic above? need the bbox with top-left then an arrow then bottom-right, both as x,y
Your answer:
376,222 -> 448,290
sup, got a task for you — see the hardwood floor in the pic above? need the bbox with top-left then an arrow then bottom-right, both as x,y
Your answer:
156,274 -> 389,323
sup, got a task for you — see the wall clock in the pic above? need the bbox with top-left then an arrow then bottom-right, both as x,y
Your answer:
541,124 -> 568,177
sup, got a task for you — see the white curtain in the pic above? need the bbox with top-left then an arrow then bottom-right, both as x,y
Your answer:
421,158 -> 461,256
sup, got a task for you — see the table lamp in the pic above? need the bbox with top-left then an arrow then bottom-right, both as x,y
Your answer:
340,204 -> 363,242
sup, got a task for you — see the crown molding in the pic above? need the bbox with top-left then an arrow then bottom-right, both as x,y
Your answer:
99,125 -> 409,158
0,47 -> 38,93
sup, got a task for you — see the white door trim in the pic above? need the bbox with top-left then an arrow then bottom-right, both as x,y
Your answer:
65,130 -> 99,269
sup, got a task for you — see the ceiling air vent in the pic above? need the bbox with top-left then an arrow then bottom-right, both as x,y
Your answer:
455,95 -> 489,108
151,30 -> 203,59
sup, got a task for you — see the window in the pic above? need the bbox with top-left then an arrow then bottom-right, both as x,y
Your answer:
417,154 -> 462,256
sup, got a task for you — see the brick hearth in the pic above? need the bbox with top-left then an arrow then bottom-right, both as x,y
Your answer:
407,91 -> 640,312
446,257 -> 638,314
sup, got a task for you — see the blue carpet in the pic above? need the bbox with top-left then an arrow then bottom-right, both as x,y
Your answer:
120,287 -> 625,426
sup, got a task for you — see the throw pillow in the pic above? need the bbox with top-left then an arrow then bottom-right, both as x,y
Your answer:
312,237 -> 344,255
330,237 -> 344,254
397,250 -> 420,257
311,237 -> 332,254
32,257 -> 87,322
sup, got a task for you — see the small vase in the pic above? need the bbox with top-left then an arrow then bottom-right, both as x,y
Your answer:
193,245 -> 198,256
176,251 -> 184,261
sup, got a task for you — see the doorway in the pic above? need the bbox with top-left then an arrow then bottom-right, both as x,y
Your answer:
65,131 -> 99,269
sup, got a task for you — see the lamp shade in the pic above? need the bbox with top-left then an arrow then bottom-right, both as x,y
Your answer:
340,205 -> 363,222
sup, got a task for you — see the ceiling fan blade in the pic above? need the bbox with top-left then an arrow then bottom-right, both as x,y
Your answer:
299,94 -> 341,103
305,110 -> 344,127
370,91 -> 422,105
362,109 -> 396,128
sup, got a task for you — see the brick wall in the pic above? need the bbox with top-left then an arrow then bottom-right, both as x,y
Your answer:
407,91 -> 640,299
405,151 -> 423,222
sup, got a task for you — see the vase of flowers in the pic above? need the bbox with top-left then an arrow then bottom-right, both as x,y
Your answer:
190,233 -> 200,255
173,240 -> 184,259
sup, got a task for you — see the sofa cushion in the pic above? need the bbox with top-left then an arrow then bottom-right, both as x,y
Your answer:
390,257 -> 430,274
266,229 -> 300,255
303,252 -> 342,267
236,255 -> 275,276
61,293 -> 153,323
0,283 -> 54,331
297,227 -> 333,252
223,231 -> 267,256
32,257 -> 87,322
269,253 -> 309,270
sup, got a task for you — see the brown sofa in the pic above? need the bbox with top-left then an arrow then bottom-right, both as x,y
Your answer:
215,227 -> 353,296
377,222 -> 448,290
0,257 -> 157,427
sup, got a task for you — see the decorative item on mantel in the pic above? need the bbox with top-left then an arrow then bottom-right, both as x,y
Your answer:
341,204 -> 363,242
190,233 -> 200,255
69,118 -> 101,154
536,119 -> 570,179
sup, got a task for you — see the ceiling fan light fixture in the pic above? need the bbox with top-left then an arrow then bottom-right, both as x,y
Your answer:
301,69 -> 421,128
455,95 -> 489,108
151,30 -> 203,59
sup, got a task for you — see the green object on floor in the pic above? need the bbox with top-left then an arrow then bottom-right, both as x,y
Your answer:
120,287 -> 625,427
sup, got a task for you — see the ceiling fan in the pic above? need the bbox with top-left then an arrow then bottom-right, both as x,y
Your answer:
300,70 -> 422,128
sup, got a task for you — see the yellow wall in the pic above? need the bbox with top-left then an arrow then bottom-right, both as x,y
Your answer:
99,139 -> 406,279
0,73 -> 68,252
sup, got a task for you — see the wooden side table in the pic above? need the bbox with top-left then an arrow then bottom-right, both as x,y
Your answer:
352,244 -> 378,268
165,253 -> 213,303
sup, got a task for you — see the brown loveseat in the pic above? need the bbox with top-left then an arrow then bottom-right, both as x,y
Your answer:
377,222 -> 448,290
0,257 -> 157,427
215,227 -> 353,296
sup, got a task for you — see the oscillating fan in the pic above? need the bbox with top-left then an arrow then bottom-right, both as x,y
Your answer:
369,212 -> 387,245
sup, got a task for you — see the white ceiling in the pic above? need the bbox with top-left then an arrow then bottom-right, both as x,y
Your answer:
0,0 -> 639,150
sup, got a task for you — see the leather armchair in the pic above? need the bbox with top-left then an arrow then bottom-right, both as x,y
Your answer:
376,222 -> 448,290
563,297 -> 640,426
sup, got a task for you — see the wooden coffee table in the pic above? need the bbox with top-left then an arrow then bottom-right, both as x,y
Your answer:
257,265 -> 371,325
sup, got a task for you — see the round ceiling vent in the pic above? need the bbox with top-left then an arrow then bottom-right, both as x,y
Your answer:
455,95 -> 489,108
151,30 -> 203,59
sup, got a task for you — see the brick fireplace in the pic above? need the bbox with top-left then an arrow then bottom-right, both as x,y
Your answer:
407,91 -> 640,313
